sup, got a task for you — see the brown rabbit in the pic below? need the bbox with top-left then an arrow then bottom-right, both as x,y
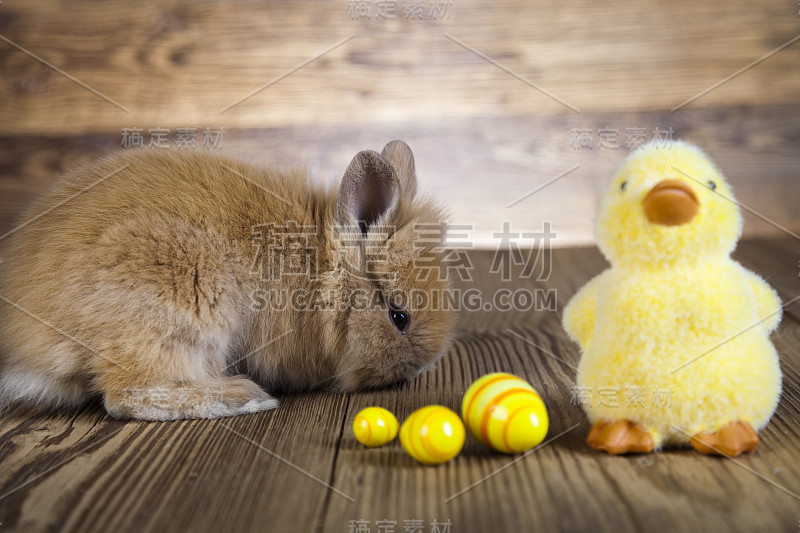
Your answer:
0,140 -> 454,420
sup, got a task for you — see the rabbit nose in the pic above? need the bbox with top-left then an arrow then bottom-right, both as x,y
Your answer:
643,179 -> 698,226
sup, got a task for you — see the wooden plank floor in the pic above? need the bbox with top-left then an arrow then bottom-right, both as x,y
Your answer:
0,238 -> 798,533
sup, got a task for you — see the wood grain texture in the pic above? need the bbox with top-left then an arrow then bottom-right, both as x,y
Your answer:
2,102 -> 800,248
0,394 -> 351,532
1,239 -> 799,533
1,0 -> 799,132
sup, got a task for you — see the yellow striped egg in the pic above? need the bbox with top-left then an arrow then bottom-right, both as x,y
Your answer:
353,407 -> 399,447
399,406 -> 465,465
462,372 -> 548,454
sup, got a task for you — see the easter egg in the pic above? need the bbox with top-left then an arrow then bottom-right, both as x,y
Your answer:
399,406 -> 465,465
462,372 -> 548,454
353,407 -> 399,447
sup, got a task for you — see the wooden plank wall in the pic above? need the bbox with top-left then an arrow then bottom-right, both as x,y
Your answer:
1,0 -> 799,246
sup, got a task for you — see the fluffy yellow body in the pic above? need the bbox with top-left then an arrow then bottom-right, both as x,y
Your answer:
399,406 -> 465,465
353,407 -> 399,447
563,141 -> 783,448
462,373 -> 549,453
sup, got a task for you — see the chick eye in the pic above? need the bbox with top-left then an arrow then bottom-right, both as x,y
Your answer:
389,307 -> 409,332
620,181 -> 628,192
707,180 -> 717,191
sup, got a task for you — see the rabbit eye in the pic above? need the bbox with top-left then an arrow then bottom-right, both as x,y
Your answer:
620,181 -> 628,192
707,180 -> 717,191
389,307 -> 409,333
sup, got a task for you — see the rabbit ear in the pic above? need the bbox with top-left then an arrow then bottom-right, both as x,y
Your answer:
380,140 -> 417,204
337,150 -> 401,234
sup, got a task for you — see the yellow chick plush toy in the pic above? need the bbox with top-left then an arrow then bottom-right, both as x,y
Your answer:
563,140 -> 782,457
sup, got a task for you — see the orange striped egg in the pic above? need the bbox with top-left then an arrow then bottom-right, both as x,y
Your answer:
462,373 -> 548,454
399,406 -> 465,465
353,407 -> 399,447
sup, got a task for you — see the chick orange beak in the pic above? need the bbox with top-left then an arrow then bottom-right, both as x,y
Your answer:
643,179 -> 698,226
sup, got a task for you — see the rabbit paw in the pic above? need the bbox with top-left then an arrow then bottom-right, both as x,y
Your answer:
105,375 -> 278,421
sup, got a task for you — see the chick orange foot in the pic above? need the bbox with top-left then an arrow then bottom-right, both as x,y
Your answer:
690,421 -> 759,457
587,420 -> 655,455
